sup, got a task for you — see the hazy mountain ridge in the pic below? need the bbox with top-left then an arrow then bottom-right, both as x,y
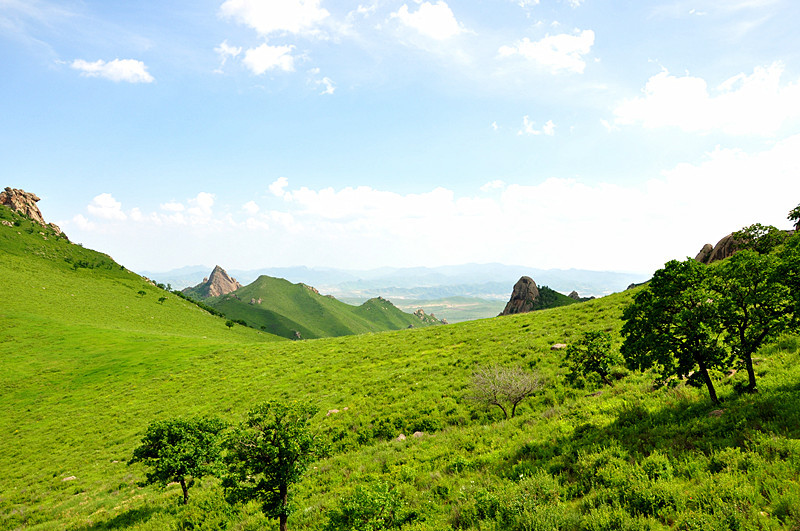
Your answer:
146,263 -> 649,302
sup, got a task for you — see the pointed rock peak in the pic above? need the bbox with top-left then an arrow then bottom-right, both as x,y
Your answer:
500,276 -> 540,316
183,265 -> 242,298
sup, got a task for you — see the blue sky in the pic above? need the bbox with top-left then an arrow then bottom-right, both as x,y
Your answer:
3,0 -> 800,274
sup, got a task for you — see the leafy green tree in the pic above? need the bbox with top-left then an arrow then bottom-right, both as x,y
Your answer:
323,481 -> 410,531
158,296 -> 167,304
469,365 -> 541,419
621,259 -> 726,404
789,203 -> 800,230
137,290 -> 147,297
223,401 -> 322,531
565,331 -> 620,385
129,417 -> 226,505
712,250 -> 795,393
225,320 -> 234,330
732,223 -> 787,255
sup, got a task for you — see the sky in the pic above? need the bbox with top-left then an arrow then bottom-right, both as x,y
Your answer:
3,0 -> 800,274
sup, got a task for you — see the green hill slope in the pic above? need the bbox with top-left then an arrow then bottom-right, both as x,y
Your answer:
204,275 -> 441,339
3,205 -> 800,530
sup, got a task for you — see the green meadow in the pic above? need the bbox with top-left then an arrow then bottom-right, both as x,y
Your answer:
2,206 -> 800,530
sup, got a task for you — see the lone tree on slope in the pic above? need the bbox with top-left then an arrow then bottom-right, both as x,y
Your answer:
129,417 -> 226,505
223,401 -> 323,531
470,364 -> 542,419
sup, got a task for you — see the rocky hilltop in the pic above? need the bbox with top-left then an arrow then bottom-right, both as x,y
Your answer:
1,187 -> 66,239
500,276 -> 540,316
182,265 -> 242,299
695,234 -> 740,265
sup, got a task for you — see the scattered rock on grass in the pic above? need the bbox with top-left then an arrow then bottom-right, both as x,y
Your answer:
551,343 -> 567,351
396,434 -> 406,441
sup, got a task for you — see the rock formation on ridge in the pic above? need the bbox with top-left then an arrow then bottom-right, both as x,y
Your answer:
695,234 -> 739,265
1,187 -> 66,239
182,265 -> 242,298
500,276 -> 540,316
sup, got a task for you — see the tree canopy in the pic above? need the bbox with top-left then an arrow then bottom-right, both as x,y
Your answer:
129,417 -> 226,504
621,259 -> 726,404
223,401 -> 322,531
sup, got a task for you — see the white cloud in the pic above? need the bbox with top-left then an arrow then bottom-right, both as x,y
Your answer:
480,179 -> 506,192
70,58 -> 154,83
188,192 -> 215,215
518,116 -> 556,136
498,29 -> 595,74
87,193 -> 126,220
614,62 -> 800,136
63,136 -> 800,273
318,76 -> 335,95
391,1 -> 464,40
242,44 -> 295,74
219,0 -> 329,36
160,201 -> 185,212
564,0 -> 583,6
214,40 -> 242,71
242,200 -> 260,215
269,177 -> 289,197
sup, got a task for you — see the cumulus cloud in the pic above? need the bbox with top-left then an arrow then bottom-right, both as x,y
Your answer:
219,0 -> 329,36
614,62 -> 800,136
160,201 -> 185,212
391,1 -> 464,40
498,29 -> 595,74
70,58 -> 154,83
518,116 -> 556,136
269,177 -> 289,197
242,200 -> 259,215
63,137 -> 800,273
242,44 -> 296,74
87,193 -> 127,220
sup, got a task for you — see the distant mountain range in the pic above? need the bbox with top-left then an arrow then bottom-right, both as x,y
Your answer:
144,263 -> 649,302
181,267 -> 444,339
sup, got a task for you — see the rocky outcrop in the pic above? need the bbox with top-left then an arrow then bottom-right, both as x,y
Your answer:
695,234 -> 739,265
1,187 -> 65,238
568,291 -> 580,300
183,265 -> 242,298
500,276 -> 540,316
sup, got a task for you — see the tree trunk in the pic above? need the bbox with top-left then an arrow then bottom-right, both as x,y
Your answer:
697,361 -> 720,405
279,483 -> 289,531
179,477 -> 189,505
743,353 -> 758,393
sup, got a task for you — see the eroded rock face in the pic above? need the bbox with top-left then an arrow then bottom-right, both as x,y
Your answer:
500,276 -> 540,316
0,187 -> 65,238
185,265 -> 242,298
695,234 -> 739,265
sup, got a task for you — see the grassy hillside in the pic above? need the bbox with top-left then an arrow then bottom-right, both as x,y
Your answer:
3,206 -> 800,530
204,275 -> 440,339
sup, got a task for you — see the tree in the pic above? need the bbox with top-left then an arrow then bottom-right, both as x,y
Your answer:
789,203 -> 800,230
158,296 -> 167,304
129,417 -> 226,505
732,223 -> 787,255
469,365 -> 541,419
621,259 -> 726,404
564,331 -> 621,385
223,401 -> 322,531
225,320 -> 234,330
711,250 -> 794,393
137,290 -> 147,297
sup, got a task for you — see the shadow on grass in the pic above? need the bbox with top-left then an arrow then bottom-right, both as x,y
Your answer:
510,380 -> 800,474
78,506 -> 162,530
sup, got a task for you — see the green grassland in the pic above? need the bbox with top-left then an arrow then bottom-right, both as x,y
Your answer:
201,276 -> 441,339
2,206 -> 800,530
